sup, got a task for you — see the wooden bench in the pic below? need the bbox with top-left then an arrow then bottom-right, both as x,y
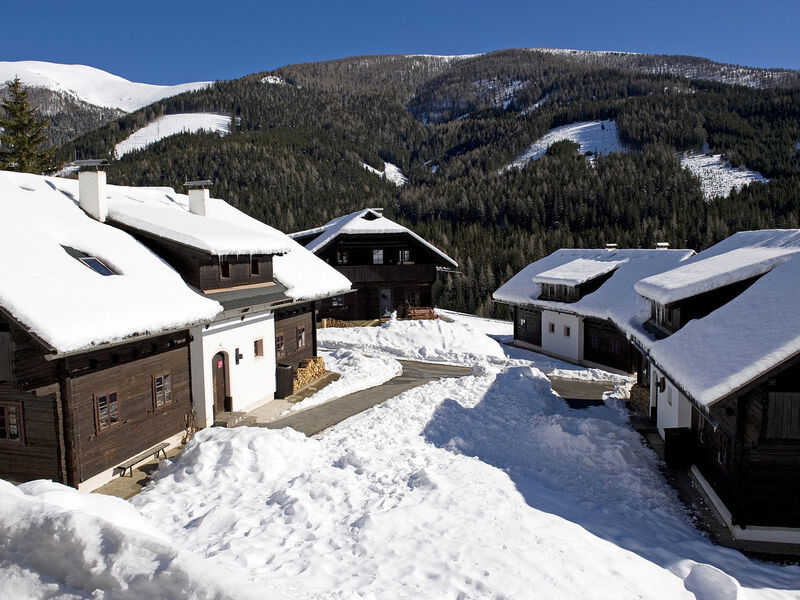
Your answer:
117,442 -> 170,477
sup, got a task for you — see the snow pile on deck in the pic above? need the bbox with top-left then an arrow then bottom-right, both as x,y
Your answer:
362,161 -> 408,186
504,120 -> 623,170
0,171 -> 221,353
130,363 -> 799,598
0,479 -> 265,600
0,60 -> 210,112
285,349 -> 402,412
291,208 -> 458,268
115,113 -> 230,158
533,257 -> 627,285
317,318 -> 506,365
494,248 -> 695,336
680,152 -> 769,200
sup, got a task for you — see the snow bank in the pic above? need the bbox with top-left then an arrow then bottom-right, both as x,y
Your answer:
680,152 -> 768,200
317,318 -> 507,365
0,171 -> 221,353
0,60 -> 210,112
504,120 -> 624,170
362,161 -> 408,186
0,479 -> 266,600
131,363 -> 798,598
533,257 -> 627,285
115,113 -> 230,158
285,349 -> 402,412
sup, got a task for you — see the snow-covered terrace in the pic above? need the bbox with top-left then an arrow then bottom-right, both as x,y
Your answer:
494,248 -> 694,335
0,171 -> 221,353
638,229 -> 800,408
290,208 -> 458,268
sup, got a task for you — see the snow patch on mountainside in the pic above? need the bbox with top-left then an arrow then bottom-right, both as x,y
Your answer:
114,113 -> 230,158
473,78 -> 525,109
0,61 -> 210,112
505,120 -> 623,170
261,75 -> 288,85
362,161 -> 408,186
680,152 -> 769,200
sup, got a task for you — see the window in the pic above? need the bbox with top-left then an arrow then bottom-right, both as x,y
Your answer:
717,431 -> 730,471
563,326 -> 570,337
373,249 -> 384,265
297,327 -> 306,348
399,249 -> 411,263
220,260 -> 231,279
276,333 -> 286,357
79,256 -> 116,276
251,259 -> 260,276
0,402 -> 23,443
336,251 -> 348,265
548,323 -> 555,334
153,374 -> 172,408
254,338 -> 264,357
95,392 -> 119,431
331,295 -> 344,307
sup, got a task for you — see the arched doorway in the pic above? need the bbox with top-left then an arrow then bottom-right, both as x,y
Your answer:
212,352 -> 229,417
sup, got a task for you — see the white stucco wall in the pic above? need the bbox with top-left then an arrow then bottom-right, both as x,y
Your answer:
190,312 -> 276,428
541,310 -> 582,362
652,366 -> 692,439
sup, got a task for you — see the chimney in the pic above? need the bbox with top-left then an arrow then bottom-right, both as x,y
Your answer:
184,180 -> 213,216
76,159 -> 109,222
655,242 -> 670,249
605,243 -> 618,250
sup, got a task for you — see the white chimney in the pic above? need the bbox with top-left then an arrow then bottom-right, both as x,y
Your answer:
655,242 -> 670,249
76,159 -> 109,222
184,180 -> 213,216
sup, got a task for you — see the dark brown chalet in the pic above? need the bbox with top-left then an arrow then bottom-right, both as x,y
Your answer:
634,230 -> 800,545
291,209 -> 458,320
0,167 -> 222,490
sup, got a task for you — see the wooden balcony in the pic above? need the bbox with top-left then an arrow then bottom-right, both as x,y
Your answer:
337,263 -> 436,283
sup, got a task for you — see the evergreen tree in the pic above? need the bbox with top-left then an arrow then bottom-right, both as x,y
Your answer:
0,77 -> 56,173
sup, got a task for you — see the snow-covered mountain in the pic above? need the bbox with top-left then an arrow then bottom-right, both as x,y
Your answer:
0,61 -> 211,112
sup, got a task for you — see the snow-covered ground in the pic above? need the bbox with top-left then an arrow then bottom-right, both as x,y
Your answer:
114,113 -> 231,157
284,349 -> 402,413
504,120 -> 623,170
362,161 -> 408,186
680,152 -> 769,200
3,316 -> 799,598
0,60 -> 210,112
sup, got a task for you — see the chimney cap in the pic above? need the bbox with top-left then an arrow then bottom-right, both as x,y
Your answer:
605,243 -> 618,249
75,159 -> 109,171
655,242 -> 670,249
184,179 -> 213,189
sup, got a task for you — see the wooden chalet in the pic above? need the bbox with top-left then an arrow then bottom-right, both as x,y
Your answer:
0,169 -> 220,489
493,248 -> 694,374
633,230 -> 800,543
290,209 -> 457,320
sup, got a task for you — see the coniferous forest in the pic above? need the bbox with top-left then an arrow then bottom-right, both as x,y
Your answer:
56,50 -> 800,317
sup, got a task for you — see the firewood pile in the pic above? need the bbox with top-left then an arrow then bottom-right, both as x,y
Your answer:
320,317 -> 354,328
292,356 -> 326,392
628,383 -> 650,416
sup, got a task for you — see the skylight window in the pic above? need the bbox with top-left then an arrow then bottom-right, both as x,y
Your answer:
79,257 -> 116,276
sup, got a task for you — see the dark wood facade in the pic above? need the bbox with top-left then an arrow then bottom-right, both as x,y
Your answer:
309,232 -> 449,320
583,318 -> 633,372
111,224 -> 275,292
274,303 -> 316,370
690,356 -> 800,529
0,313 -> 192,487
514,307 -> 542,347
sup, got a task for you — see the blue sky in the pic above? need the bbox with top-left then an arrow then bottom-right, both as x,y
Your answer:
3,1 -> 797,84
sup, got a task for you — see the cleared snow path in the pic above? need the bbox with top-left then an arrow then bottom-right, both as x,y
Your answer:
115,113 -> 230,157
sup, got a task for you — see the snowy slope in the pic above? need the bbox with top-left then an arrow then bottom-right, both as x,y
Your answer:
0,61 -> 210,112
362,161 -> 408,186
115,113 -> 230,158
680,152 -> 769,200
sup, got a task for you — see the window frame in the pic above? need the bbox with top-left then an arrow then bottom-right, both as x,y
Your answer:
254,338 -> 265,358
331,295 -> 345,307
563,326 -> 571,337
296,327 -> 307,349
94,391 -> 120,433
548,322 -> 555,334
0,401 -> 24,445
276,333 -> 286,357
336,250 -> 348,265
152,373 -> 173,410
399,249 -> 411,263
373,249 -> 384,265
250,258 -> 260,277
220,260 -> 231,279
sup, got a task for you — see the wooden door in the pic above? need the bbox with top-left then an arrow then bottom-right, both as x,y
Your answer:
212,352 -> 227,416
379,288 -> 393,317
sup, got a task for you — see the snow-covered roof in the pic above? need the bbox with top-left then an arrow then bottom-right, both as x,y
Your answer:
635,247 -> 796,305
44,177 -> 351,303
532,258 -> 626,286
639,230 -> 800,407
494,248 -> 695,336
0,171 -> 222,353
290,209 -> 458,268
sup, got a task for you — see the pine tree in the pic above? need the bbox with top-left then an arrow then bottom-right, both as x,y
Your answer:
0,77 -> 56,173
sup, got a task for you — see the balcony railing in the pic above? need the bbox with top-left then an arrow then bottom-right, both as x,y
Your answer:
337,263 -> 436,283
